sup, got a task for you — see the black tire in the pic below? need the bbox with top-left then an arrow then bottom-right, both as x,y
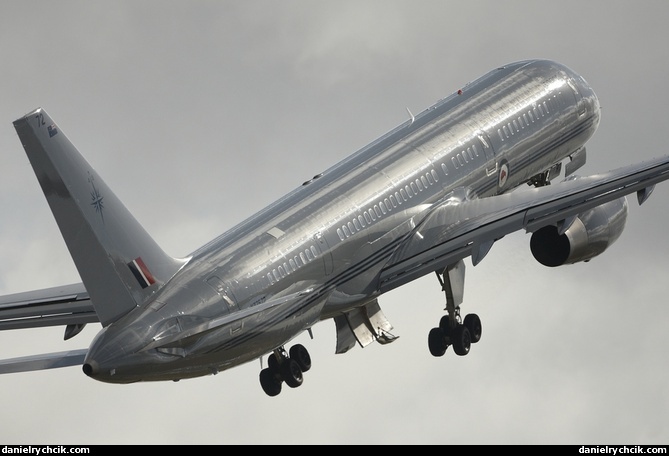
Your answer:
428,327 -> 448,357
260,368 -> 282,397
452,324 -> 471,356
281,358 -> 303,388
464,313 -> 482,343
267,353 -> 280,374
438,315 -> 452,337
289,344 -> 312,372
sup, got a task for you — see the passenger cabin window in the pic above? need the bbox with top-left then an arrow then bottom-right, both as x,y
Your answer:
364,212 -> 372,224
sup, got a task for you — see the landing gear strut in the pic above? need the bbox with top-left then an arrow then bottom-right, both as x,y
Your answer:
427,260 -> 482,358
259,343 -> 312,397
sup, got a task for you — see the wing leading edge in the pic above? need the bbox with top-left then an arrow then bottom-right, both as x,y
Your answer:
380,155 -> 669,293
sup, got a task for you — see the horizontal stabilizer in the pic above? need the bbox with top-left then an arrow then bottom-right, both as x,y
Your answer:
0,349 -> 87,374
0,283 -> 97,331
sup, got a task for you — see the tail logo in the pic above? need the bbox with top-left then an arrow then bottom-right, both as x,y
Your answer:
128,257 -> 156,289
88,173 -> 105,222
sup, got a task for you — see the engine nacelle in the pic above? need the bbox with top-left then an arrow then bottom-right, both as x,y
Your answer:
530,196 -> 628,267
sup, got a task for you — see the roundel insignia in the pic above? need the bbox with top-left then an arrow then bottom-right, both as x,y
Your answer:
498,160 -> 509,189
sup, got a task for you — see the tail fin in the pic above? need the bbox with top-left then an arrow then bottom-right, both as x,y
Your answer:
13,108 -> 187,326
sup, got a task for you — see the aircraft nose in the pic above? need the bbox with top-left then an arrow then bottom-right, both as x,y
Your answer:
575,74 -> 600,119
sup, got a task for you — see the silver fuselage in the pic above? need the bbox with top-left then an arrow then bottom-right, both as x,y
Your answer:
84,59 -> 600,382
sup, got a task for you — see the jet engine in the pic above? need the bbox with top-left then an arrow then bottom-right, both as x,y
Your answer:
529,196 -> 628,267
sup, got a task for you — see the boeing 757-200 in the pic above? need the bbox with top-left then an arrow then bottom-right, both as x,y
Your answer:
1,59 -> 668,396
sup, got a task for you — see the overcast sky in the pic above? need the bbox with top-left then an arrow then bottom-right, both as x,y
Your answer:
1,0 -> 668,445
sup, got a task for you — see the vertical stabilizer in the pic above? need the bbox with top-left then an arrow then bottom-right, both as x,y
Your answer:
13,108 -> 187,326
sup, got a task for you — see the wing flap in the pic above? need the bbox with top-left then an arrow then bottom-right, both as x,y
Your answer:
380,155 -> 669,293
0,283 -> 97,330
522,157 -> 669,231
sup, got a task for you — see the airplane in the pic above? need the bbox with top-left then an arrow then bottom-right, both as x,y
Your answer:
1,59 -> 669,397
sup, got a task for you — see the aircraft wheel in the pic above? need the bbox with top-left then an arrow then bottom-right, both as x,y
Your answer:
260,368 -> 282,397
438,315 -> 452,337
428,327 -> 448,357
289,344 -> 312,372
281,358 -> 304,388
452,324 -> 471,356
267,352 -> 281,374
464,313 -> 482,343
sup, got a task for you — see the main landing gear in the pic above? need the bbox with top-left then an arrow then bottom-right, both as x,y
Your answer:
259,343 -> 312,397
428,310 -> 482,356
427,260 -> 482,357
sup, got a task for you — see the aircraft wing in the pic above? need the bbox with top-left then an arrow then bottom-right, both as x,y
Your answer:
0,283 -> 97,331
379,155 -> 669,293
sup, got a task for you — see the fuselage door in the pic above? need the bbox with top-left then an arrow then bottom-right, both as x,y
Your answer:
206,275 -> 242,333
206,275 -> 239,312
315,232 -> 334,276
479,134 -> 497,177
